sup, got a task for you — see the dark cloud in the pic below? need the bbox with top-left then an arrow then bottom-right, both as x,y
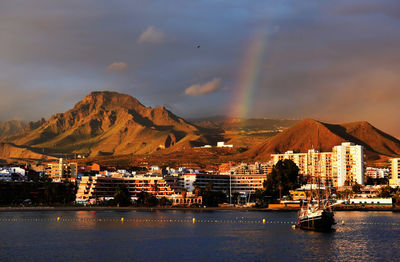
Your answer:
331,0 -> 400,19
0,1 -> 400,137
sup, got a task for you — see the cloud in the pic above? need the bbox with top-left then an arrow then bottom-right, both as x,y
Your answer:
185,78 -> 223,96
331,0 -> 400,19
137,26 -> 165,44
106,62 -> 127,72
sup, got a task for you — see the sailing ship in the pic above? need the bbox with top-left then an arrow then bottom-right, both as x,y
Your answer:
296,198 -> 335,232
296,140 -> 336,232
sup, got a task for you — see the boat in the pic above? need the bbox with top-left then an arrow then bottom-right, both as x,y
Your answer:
296,140 -> 336,232
297,200 -> 335,231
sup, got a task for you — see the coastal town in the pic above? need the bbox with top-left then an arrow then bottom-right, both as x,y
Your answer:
1,141 -> 399,209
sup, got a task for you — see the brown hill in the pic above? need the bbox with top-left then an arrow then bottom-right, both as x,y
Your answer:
193,116 -> 299,131
0,120 -> 27,137
8,91 -> 211,156
0,142 -> 54,161
245,118 -> 400,161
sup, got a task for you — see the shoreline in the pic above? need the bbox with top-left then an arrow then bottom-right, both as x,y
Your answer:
0,205 -> 398,212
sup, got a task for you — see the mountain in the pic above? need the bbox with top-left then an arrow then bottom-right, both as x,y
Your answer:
191,116 -> 300,150
245,118 -> 400,161
8,91 -> 212,156
0,120 -> 27,137
192,116 -> 299,132
0,142 -> 54,161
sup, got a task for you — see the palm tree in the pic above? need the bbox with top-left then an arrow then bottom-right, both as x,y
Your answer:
193,184 -> 201,197
181,188 -> 188,205
151,180 -> 159,197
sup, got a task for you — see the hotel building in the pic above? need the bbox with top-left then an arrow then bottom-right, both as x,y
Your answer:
230,174 -> 267,194
218,162 -> 270,195
332,142 -> 364,186
271,149 -> 334,185
76,174 -> 201,206
182,173 -> 229,192
271,142 -> 364,187
389,158 -> 400,185
47,158 -> 77,182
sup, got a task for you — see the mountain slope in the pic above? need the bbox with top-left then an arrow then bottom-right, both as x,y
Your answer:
245,118 -> 400,161
192,116 -> 299,131
8,91 -> 208,156
0,120 -> 27,137
0,142 -> 54,161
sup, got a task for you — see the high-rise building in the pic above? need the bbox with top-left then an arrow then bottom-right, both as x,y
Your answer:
47,158 -> 77,182
271,142 -> 364,187
389,158 -> 400,185
332,142 -> 364,186
271,149 -> 334,185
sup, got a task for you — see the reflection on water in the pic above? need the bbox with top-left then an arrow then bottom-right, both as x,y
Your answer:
0,210 -> 399,261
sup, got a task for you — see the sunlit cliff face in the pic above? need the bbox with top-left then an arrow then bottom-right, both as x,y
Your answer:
1,0 -> 400,137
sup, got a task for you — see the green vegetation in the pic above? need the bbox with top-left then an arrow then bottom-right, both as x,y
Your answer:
136,191 -> 160,207
0,175 -> 76,206
194,182 -> 227,207
264,159 -> 300,202
113,184 -> 131,206
366,177 -> 389,185
352,183 -> 362,194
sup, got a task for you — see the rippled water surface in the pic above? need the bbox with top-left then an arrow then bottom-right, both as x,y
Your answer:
0,210 -> 399,261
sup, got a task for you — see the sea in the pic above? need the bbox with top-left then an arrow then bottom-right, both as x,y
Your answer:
0,210 -> 399,261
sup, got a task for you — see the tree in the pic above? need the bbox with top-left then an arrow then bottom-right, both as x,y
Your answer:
136,191 -> 158,207
201,190 -> 227,207
114,184 -> 131,206
151,180 -> 159,196
338,189 -> 353,199
181,188 -> 188,205
159,197 -> 171,206
264,159 -> 299,202
193,184 -> 201,197
352,183 -> 362,194
232,192 -> 240,204
378,186 -> 393,198
254,189 -> 267,207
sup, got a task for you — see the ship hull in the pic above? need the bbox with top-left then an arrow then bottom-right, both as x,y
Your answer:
298,211 -> 335,232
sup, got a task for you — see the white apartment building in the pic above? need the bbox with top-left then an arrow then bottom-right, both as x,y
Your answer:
271,149 -> 334,185
0,167 -> 26,181
365,167 -> 389,179
47,158 -> 77,182
389,158 -> 400,185
271,142 -> 364,187
332,142 -> 364,187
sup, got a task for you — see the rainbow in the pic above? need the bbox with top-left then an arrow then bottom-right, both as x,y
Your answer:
230,32 -> 268,119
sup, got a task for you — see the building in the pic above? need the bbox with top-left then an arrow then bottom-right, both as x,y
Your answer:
230,174 -> 267,194
289,190 -> 308,201
389,158 -> 400,185
219,162 -> 272,176
365,167 -> 389,180
271,149 -> 334,185
332,142 -> 364,187
0,169 -> 12,181
169,192 -> 202,206
0,167 -> 26,181
217,141 -> 233,148
182,173 -> 229,192
76,174 -> 202,206
271,142 -> 364,187
47,158 -> 77,182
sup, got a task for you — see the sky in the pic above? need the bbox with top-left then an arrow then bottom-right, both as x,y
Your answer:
1,0 -> 400,136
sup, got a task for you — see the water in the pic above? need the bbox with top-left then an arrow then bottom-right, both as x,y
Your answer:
0,210 -> 399,261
